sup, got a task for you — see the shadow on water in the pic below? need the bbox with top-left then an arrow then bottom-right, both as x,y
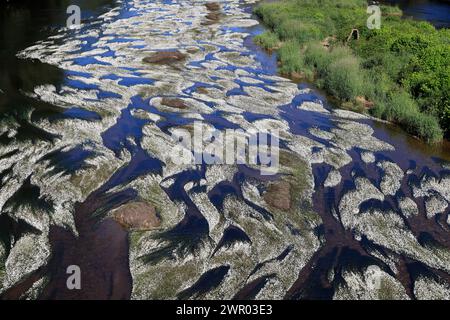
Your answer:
0,0 -> 116,112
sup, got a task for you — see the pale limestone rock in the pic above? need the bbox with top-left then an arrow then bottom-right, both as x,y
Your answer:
398,197 -> 419,218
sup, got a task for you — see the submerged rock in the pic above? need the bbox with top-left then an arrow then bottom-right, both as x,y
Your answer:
22,276 -> 48,300
378,161 -> 404,196
113,202 -> 161,231
324,169 -> 342,188
414,275 -> 450,300
361,151 -> 376,164
0,242 -> 5,263
398,197 -> 419,218
205,2 -> 221,11
143,51 -> 186,65
263,180 -> 291,210
425,193 -> 448,219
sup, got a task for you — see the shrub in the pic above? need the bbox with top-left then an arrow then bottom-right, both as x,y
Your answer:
384,91 -> 417,122
370,99 -> 388,119
304,45 -> 354,73
303,43 -> 328,70
323,56 -> 364,101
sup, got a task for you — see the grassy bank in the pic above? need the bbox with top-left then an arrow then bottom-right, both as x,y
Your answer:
254,0 -> 450,142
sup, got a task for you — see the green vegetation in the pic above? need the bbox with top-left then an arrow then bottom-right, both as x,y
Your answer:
254,0 -> 449,142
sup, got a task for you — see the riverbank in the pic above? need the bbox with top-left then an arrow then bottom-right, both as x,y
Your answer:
253,0 -> 449,143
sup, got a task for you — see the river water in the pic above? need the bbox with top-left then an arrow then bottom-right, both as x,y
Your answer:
0,0 -> 449,300
381,0 -> 450,28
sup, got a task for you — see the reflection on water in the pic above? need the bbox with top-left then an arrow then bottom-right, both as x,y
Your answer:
0,0 -> 448,300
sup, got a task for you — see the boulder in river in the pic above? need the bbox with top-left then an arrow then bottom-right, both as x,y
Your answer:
143,50 -> 186,65
205,2 -> 221,11
161,97 -> 188,109
113,202 -> 161,231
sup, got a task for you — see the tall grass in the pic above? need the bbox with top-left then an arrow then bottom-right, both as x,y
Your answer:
254,0 -> 447,142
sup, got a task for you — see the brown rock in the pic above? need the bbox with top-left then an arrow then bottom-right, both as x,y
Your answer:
201,20 -> 217,26
143,50 -> 186,65
264,180 -> 291,211
205,2 -> 221,11
113,202 -> 161,231
161,97 -> 188,109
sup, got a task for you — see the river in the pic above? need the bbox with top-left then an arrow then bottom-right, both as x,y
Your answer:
381,0 -> 450,28
0,0 -> 449,300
